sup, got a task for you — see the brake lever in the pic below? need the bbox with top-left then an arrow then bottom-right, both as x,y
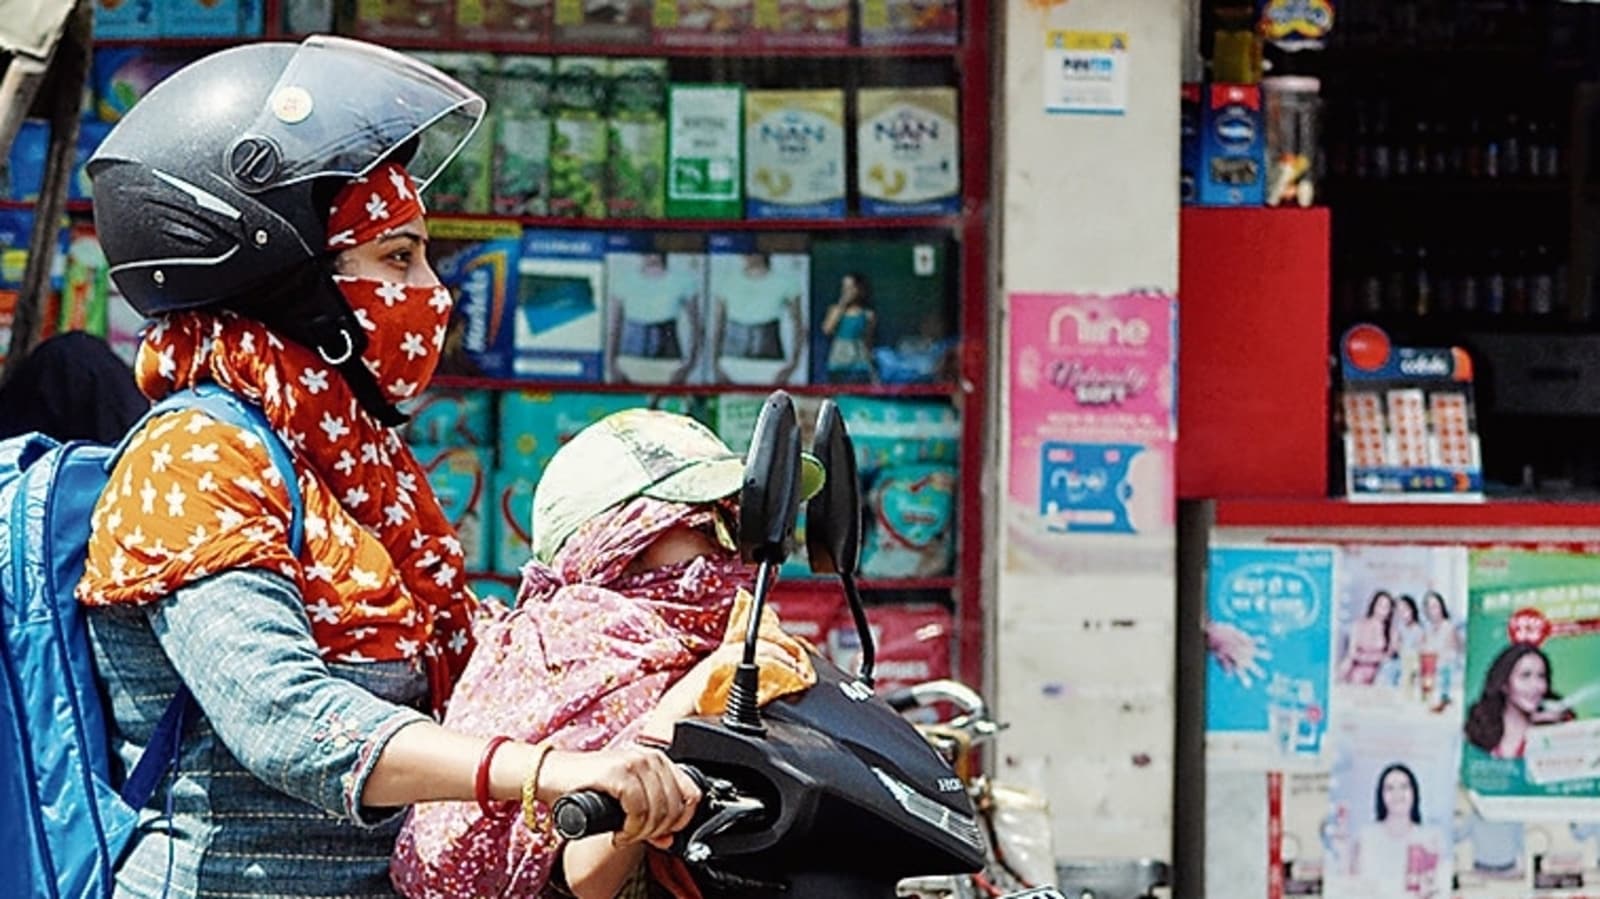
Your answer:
683,795 -> 765,864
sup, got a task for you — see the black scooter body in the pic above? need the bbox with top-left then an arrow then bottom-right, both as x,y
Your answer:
666,653 -> 987,896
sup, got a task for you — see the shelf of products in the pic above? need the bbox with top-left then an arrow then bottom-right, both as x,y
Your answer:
39,0 -> 991,692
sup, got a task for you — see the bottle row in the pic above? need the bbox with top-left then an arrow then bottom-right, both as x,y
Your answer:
1323,98 -> 1567,185
95,0 -> 961,50
1334,239 -> 1568,321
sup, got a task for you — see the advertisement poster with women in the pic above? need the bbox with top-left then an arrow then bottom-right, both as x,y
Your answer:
1462,549 -> 1600,822
1325,715 -> 1458,899
1333,545 -> 1468,718
1003,291 -> 1176,573
1205,544 -> 1336,767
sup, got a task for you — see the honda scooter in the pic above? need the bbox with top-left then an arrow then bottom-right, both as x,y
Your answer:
553,392 -> 1065,899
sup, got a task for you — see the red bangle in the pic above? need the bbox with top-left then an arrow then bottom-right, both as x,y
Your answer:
476,735 -> 515,820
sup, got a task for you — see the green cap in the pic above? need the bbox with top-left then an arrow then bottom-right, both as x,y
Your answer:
531,407 -> 825,563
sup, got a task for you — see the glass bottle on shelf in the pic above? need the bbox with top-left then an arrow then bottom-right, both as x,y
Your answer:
1485,246 -> 1507,316
1372,101 -> 1393,180
1413,244 -> 1433,317
1465,114 -> 1485,179
1531,244 -> 1556,317
1503,112 -> 1523,178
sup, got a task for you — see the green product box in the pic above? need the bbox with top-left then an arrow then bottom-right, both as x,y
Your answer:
666,84 -> 743,220
491,56 -> 553,217
549,56 -> 610,219
606,58 -> 668,219
407,51 -> 495,215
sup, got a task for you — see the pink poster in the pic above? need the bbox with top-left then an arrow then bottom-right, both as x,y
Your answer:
1005,291 -> 1177,565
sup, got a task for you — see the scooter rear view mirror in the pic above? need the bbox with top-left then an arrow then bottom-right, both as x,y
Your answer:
726,390 -> 804,734
806,400 -> 875,687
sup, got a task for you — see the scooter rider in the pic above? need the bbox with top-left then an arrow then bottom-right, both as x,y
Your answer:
77,36 -> 697,897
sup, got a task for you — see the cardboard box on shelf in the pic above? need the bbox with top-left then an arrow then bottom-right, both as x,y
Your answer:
403,389 -> 495,448
552,0 -> 651,44
755,0 -> 850,50
351,0 -> 455,40
490,56 -> 553,218
808,236 -> 955,385
93,0 -> 160,39
603,231 -> 708,385
455,0 -> 551,44
513,229 -> 607,381
407,52 -> 495,215
652,0 -> 758,49
550,57 -> 610,219
429,217 -> 525,381
744,89 -> 846,220
706,231 -> 809,387
157,0 -> 264,37
605,58 -> 668,219
856,87 -> 961,217
1196,83 -> 1267,207
413,444 -> 492,572
666,84 -> 743,220
857,0 -> 958,47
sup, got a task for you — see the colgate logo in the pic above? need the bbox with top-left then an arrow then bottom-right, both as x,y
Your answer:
1048,305 -> 1151,347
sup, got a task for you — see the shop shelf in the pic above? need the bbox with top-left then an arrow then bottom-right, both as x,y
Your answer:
430,212 -> 964,232
366,36 -> 960,59
430,375 -> 960,399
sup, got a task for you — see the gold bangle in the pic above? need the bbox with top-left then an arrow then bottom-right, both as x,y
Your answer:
521,741 -> 555,835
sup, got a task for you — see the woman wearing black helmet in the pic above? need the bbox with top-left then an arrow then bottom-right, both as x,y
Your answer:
75,37 -> 698,896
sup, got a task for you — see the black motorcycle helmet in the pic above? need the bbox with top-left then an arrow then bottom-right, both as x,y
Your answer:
87,36 -> 484,425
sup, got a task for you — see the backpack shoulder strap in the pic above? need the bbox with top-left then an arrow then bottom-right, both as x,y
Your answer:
111,384 -> 306,811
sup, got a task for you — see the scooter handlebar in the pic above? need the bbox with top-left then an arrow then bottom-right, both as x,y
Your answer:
553,790 -> 625,840
552,765 -> 711,841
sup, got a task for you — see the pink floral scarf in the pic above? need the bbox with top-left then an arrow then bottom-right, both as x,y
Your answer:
391,496 -> 750,898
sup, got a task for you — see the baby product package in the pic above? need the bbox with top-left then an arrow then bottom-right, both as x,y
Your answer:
857,0 -> 958,46
652,0 -> 758,49
756,0 -> 849,49
490,56 -> 553,217
856,87 -> 961,217
767,586 -> 846,649
428,217 -> 524,381
604,231 -> 708,385
515,229 -> 606,381
157,0 -> 263,37
828,601 -> 953,705
808,236 -> 955,385
706,232 -> 809,386
606,58 -> 668,219
408,52 -> 495,215
744,89 -> 846,220
92,47 -> 186,123
413,445 -> 492,572
94,0 -> 160,38
455,0 -> 551,44
492,467 -> 537,575
550,56 -> 610,219
403,389 -> 495,448
498,389 -> 692,478
352,0 -> 455,40
860,462 -> 956,578
833,395 -> 959,475
470,575 -> 518,607
552,0 -> 651,44
667,84 -> 744,219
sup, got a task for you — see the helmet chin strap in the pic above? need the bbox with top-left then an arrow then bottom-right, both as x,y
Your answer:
231,259 -> 410,428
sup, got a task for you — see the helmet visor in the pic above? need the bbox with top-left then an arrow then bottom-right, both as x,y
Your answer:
238,35 -> 485,194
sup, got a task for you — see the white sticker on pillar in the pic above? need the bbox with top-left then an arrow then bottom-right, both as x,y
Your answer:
1044,30 -> 1132,116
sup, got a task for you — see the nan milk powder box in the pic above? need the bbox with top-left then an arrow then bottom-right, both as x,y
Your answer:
744,89 -> 846,220
856,87 -> 960,216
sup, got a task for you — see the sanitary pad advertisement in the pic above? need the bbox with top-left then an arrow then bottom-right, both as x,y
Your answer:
1004,291 -> 1176,572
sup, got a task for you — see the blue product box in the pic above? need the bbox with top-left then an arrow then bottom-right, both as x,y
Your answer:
497,389 -> 688,476
403,388 -> 494,447
515,229 -> 606,381
0,210 -> 69,292
603,230 -> 709,385
93,0 -> 159,38
1181,83 -> 1201,205
157,0 -> 263,37
492,467 -> 537,575
1197,83 -> 1267,207
413,444 -> 492,572
70,121 -> 113,204
92,48 -> 187,125
470,575 -> 518,607
6,121 -> 47,202
430,217 -> 523,381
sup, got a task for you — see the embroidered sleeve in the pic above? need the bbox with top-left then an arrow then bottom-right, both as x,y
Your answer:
147,567 -> 429,826
80,410 -> 305,606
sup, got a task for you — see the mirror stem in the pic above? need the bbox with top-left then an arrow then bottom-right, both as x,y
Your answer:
725,558 -> 778,735
840,570 -> 875,687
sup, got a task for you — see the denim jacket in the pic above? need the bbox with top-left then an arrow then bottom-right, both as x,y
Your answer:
87,568 -> 430,898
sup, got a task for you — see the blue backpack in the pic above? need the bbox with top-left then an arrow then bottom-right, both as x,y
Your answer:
0,383 -> 303,899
